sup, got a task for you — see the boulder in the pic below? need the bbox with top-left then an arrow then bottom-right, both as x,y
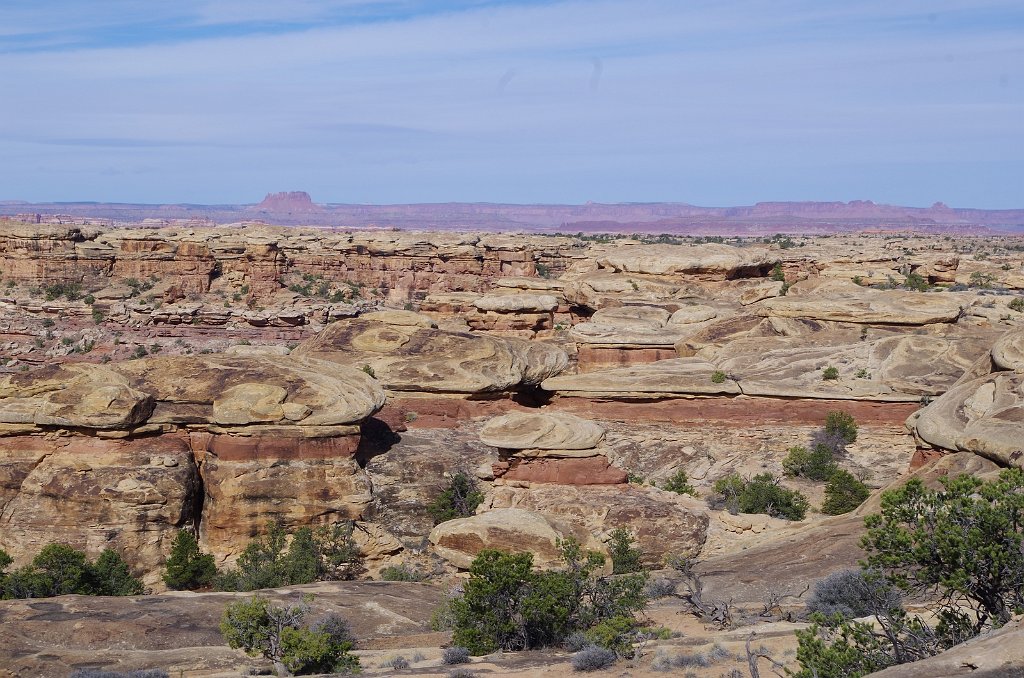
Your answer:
428,508 -> 607,570
473,293 -> 559,313
0,363 -> 153,429
913,372 -> 1024,468
596,244 -> 777,279
669,305 -> 718,324
486,484 -> 709,567
480,411 -> 606,450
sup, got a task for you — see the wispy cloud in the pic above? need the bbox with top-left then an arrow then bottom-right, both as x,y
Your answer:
0,0 -> 1021,206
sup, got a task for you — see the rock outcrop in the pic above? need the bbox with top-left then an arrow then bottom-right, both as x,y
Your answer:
293,317 -> 568,394
0,352 -> 387,575
428,508 -> 608,570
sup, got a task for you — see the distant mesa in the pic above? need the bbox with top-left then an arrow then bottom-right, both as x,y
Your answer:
252,191 -> 323,213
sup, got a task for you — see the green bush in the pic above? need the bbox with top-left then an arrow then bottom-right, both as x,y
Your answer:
782,445 -> 838,481
220,596 -> 359,675
821,471 -> 870,515
793,468 -> 1024,677
822,366 -> 840,381
215,521 -> 361,592
710,370 -> 727,384
449,541 -> 647,655
712,473 -> 809,521
163,530 -> 217,590
661,469 -> 697,497
902,272 -> 929,292
427,472 -> 484,525
380,564 -> 427,582
608,528 -> 643,575
0,544 -> 142,599
1009,296 -> 1024,312
824,411 -> 858,444
770,262 -> 786,282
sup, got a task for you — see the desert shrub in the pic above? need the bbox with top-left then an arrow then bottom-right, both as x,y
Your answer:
712,473 -> 808,521
447,670 -> 477,678
381,655 -> 410,669
782,445 -> 838,481
644,577 -> 675,599
448,540 -> 647,655
863,469 -> 1024,631
824,411 -> 858,444
770,262 -> 786,281
583,614 -> 636,655
220,596 -> 359,676
90,548 -> 145,596
661,469 -> 697,496
793,468 -> 1024,677
442,646 -> 471,665
903,272 -> 929,291
215,521 -> 361,592
163,530 -> 217,590
572,645 -> 617,672
427,472 -> 484,525
564,631 -> 590,652
710,370 -> 727,384
608,527 -> 643,574
380,564 -> 427,582
1009,296 -> 1024,312
806,569 -> 902,620
821,470 -> 871,515
822,366 -> 840,380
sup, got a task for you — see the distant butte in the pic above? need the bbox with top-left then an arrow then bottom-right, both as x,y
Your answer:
252,191 -> 323,213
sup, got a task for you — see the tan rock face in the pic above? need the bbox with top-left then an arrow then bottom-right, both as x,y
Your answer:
294,318 -> 567,393
992,329 -> 1024,372
913,372 -> 1024,468
428,508 -> 608,570
480,411 -> 606,450
486,484 -> 709,567
0,434 -> 199,577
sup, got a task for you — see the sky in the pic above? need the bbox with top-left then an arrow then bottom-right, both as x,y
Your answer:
0,0 -> 1021,207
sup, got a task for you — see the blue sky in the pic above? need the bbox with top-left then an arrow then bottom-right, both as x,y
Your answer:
0,0 -> 1021,207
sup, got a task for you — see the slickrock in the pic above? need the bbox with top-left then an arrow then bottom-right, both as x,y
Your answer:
428,508 -> 608,570
710,334 -> 991,401
755,279 -> 966,325
595,243 -> 777,279
542,358 -> 741,398
293,318 -> 567,394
